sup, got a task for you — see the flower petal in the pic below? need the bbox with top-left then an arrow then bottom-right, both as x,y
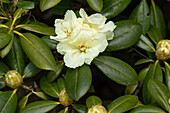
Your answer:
100,21 -> 116,33
79,8 -> 88,23
84,48 -> 99,64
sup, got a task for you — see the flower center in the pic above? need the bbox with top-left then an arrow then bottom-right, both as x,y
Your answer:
79,45 -> 89,52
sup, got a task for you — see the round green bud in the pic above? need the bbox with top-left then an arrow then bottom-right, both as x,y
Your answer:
4,70 -> 23,89
88,104 -> 107,113
156,40 -> 170,60
59,88 -> 73,106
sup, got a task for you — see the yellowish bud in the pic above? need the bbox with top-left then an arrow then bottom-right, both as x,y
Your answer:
59,88 -> 73,106
88,104 -> 107,113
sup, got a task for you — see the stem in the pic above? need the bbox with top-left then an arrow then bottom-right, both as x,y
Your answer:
21,84 -> 33,91
132,48 -> 150,59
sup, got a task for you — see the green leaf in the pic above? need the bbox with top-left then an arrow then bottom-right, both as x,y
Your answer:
0,90 -> 18,113
125,84 -> 138,95
147,25 -> 163,44
148,79 -> 170,111
137,0 -> 150,34
138,67 -> 149,82
21,101 -> 59,113
23,62 -> 41,78
72,104 -> 87,113
101,0 -> 132,19
107,95 -> 138,113
17,92 -> 32,113
0,76 -> 5,89
135,59 -> 154,65
0,33 -> 12,49
17,1 -> 35,9
129,105 -> 166,113
41,36 -> 58,50
13,8 -> 29,21
87,0 -> 103,12
93,56 -> 138,86
32,91 -> 50,100
107,20 -> 141,51
47,61 -> 64,82
65,65 -> 92,101
57,77 -> 65,92
40,76 -> 60,98
0,0 -> 10,3
20,33 -> 56,71
0,61 -> 9,76
142,60 -> 163,104
17,24 -> 55,35
40,0 -> 62,12
136,35 -> 155,52
150,0 -> 166,37
58,108 -> 69,113
6,36 -> 26,74
165,62 -> 170,90
86,96 -> 102,108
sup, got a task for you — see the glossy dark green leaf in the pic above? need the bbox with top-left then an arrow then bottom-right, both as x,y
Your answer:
58,108 -> 69,113
150,0 -> 166,37
143,60 -> 163,104
40,0 -> 62,12
17,1 -> 35,9
0,90 -> 17,113
0,61 -> 9,76
86,96 -> 102,108
72,104 -> 87,113
138,67 -> 149,82
147,25 -> 163,44
107,20 -> 141,51
107,95 -> 138,113
65,65 -> 92,101
17,24 -> 55,35
40,76 -> 60,98
93,56 -> 138,86
0,76 -> 5,89
135,59 -> 154,65
17,92 -> 32,113
20,33 -> 57,71
148,79 -> 170,111
129,105 -> 166,113
136,35 -> 155,52
87,0 -> 103,12
13,8 -> 29,20
129,5 -> 139,21
21,101 -> 59,113
0,33 -> 11,49
47,61 -> 64,82
41,36 -> 58,50
32,91 -> 50,100
57,77 -> 65,92
101,0 -> 132,19
7,36 -> 26,74
125,84 -> 138,95
165,62 -> 170,90
23,62 -> 41,78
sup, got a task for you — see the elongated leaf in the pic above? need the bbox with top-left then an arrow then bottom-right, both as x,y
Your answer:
86,96 -> 102,108
107,20 -> 141,51
125,84 -> 138,95
17,24 -> 55,35
129,105 -> 166,113
23,62 -> 41,78
137,0 -> 150,34
21,101 -> 59,113
47,61 -> 64,82
0,90 -> 17,113
138,67 -> 149,82
72,104 -> 87,113
65,65 -> 92,100
135,59 -> 154,65
0,33 -> 11,49
40,76 -> 60,98
147,25 -> 163,44
40,0 -> 62,12
107,95 -> 138,113
150,1 -> 166,37
148,79 -> 170,111
165,62 -> 170,90
101,0 -> 132,19
17,1 -> 35,9
57,77 -> 65,92
87,0 -> 103,12
58,108 -> 69,113
0,61 -> 9,76
41,36 -> 58,50
20,33 -> 56,71
93,56 -> 138,86
32,91 -> 50,100
136,35 -> 155,52
7,36 -> 26,74
0,76 -> 5,89
143,60 -> 163,104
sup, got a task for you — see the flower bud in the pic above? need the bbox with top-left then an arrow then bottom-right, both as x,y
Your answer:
59,88 -> 73,106
156,40 -> 170,60
88,104 -> 107,113
4,70 -> 23,89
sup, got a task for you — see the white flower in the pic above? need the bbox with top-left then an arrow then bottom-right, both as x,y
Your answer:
50,9 -> 116,68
